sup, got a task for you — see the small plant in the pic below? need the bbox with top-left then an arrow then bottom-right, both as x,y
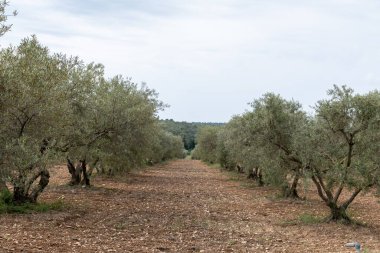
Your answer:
240,182 -> 256,189
114,222 -> 127,230
299,213 -> 322,224
0,190 -> 65,214
280,213 -> 324,226
227,239 -> 238,246
0,189 -> 13,205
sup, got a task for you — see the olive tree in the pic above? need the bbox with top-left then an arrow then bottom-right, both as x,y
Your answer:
0,36 -> 72,203
149,130 -> 185,164
0,35 -> 182,203
219,115 -> 264,184
209,85 -> 379,221
63,73 -> 166,183
59,61 -> 106,185
216,121 -> 239,171
93,80 -> 166,174
192,126 -> 220,163
245,93 -> 308,198
307,85 -> 380,222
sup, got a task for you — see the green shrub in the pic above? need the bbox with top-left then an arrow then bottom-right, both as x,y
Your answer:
0,189 -> 13,205
0,195 -> 64,214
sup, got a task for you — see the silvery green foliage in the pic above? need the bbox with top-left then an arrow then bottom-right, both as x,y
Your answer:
0,36 -> 183,201
0,1 -> 16,37
216,85 -> 380,221
61,54 -> 185,176
149,129 -> 185,164
0,36 -> 71,163
312,86 -> 380,190
0,36 -> 72,201
192,126 -> 220,163
250,93 -> 308,186
305,86 -> 380,220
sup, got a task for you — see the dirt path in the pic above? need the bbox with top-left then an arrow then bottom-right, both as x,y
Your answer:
1,160 -> 380,252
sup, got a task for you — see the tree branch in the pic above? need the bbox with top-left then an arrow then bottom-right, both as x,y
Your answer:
311,175 -> 328,202
342,188 -> 362,209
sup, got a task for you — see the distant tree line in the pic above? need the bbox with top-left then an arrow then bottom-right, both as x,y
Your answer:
192,86 -> 380,223
161,119 -> 224,151
0,36 -> 185,204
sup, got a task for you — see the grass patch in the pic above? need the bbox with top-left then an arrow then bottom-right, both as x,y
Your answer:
205,162 -> 222,169
114,222 -> 127,230
0,200 -> 65,214
169,217 -> 210,232
362,249 -> 375,253
0,190 -> 65,214
281,213 -> 323,226
226,174 -> 242,182
298,213 -> 323,224
221,170 -> 245,181
227,239 -> 238,246
203,162 -> 262,189
240,181 -> 257,189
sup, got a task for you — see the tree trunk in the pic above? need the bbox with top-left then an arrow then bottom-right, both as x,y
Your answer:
12,167 -> 50,204
80,160 -> 90,186
247,168 -> 257,179
88,157 -> 99,177
247,168 -> 264,186
311,174 -> 362,223
13,173 -> 29,204
67,159 -> 91,186
327,202 -> 351,222
13,186 -> 30,204
283,173 -> 300,198
67,158 -> 82,185
28,168 -> 49,203
257,169 -> 264,186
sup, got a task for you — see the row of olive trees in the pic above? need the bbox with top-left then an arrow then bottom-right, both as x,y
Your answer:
0,36 -> 185,204
193,86 -> 380,222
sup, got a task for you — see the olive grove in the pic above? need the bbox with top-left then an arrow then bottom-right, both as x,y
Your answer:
193,86 -> 380,222
0,36 -> 184,204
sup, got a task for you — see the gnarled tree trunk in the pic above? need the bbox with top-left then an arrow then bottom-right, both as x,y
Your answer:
247,167 -> 264,186
311,174 -> 362,223
12,166 -> 50,204
67,158 -> 81,185
80,160 -> 90,186
327,202 -> 351,222
283,173 -> 300,198
237,164 -> 244,173
67,158 -> 91,186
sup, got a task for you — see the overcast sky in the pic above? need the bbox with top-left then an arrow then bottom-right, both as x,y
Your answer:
1,0 -> 380,122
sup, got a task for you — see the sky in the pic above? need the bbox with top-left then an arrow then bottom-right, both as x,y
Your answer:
1,0 -> 380,122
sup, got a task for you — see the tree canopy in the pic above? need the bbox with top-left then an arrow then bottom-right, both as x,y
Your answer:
0,1 -> 16,37
0,36 -> 185,203
161,119 -> 224,151
193,85 -> 380,222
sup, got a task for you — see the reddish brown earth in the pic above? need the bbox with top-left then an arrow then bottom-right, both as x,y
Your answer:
1,159 -> 380,252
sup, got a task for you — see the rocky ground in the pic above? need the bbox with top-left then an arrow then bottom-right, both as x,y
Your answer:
0,159 -> 379,252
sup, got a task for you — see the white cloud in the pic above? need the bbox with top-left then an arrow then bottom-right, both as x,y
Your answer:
2,0 -> 380,122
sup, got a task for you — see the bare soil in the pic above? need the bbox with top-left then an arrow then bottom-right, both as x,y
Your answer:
1,160 -> 380,252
